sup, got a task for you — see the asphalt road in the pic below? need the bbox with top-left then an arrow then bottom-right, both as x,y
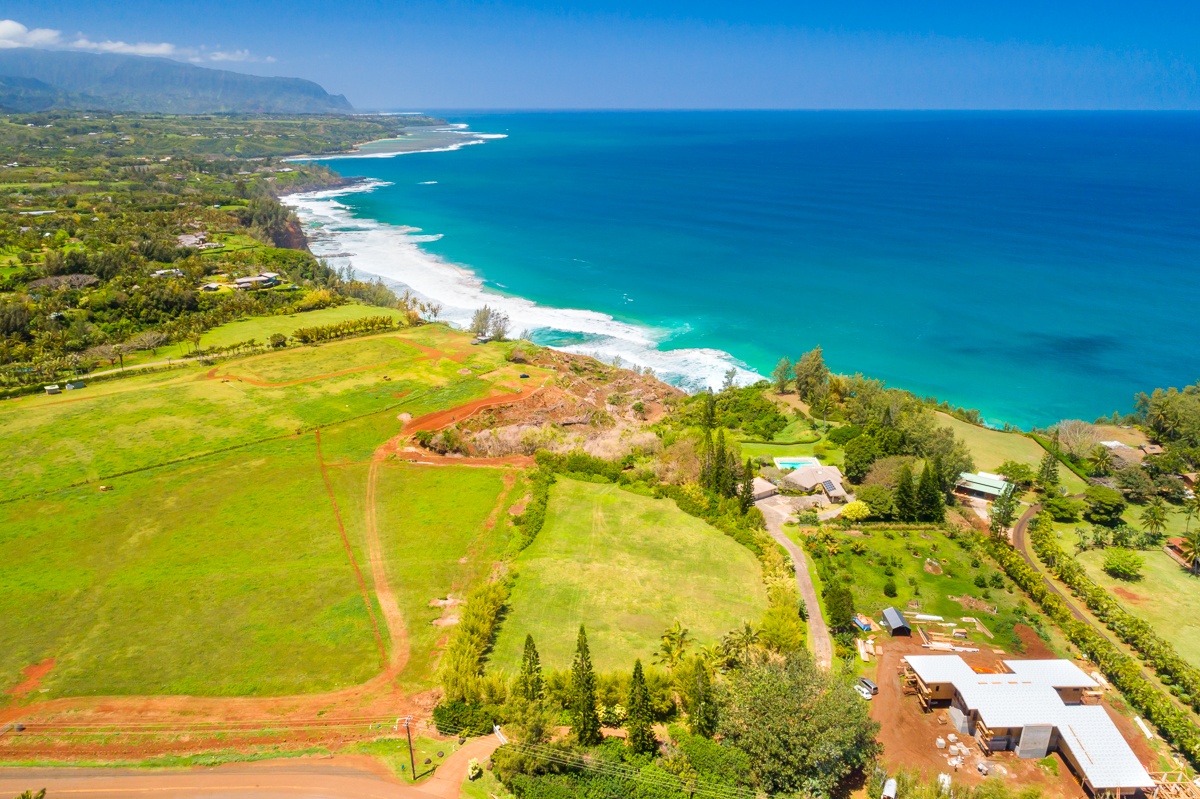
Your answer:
756,494 -> 834,669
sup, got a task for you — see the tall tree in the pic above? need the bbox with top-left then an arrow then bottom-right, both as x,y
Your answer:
916,460 -> 945,522
718,656 -> 881,798
739,457 -> 756,514
569,625 -> 602,746
1140,497 -> 1169,537
700,390 -> 716,431
653,620 -> 692,672
794,346 -> 830,404
1179,530 -> 1200,576
1089,445 -> 1115,477
893,464 -> 917,522
989,484 -> 1018,537
515,633 -> 543,702
712,428 -> 730,497
681,656 -> 719,738
1036,449 -> 1060,490
626,659 -> 656,755
771,357 -> 793,394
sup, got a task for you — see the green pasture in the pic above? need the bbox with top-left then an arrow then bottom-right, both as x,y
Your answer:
936,413 -> 1088,493
0,436 -> 379,698
200,305 -> 411,350
812,526 -> 1045,653
0,327 -> 526,501
330,462 -> 516,691
1058,525 -> 1200,668
489,479 -> 767,673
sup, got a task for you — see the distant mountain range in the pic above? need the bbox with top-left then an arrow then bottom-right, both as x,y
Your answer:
0,49 -> 353,114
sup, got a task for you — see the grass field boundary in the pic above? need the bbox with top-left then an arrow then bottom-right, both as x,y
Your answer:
315,428 -> 388,670
0,381 -> 469,506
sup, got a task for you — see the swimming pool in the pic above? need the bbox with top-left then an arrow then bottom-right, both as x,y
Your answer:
773,457 -> 820,470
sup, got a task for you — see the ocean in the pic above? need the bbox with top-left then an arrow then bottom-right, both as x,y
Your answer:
287,112 -> 1200,429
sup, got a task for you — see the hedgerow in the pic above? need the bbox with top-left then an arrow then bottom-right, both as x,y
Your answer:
1026,516 -> 1200,712
984,520 -> 1200,765
292,314 -> 397,343
438,579 -> 511,704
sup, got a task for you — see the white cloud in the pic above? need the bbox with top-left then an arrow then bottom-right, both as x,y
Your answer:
0,18 -> 274,64
70,36 -> 176,56
0,19 -> 62,48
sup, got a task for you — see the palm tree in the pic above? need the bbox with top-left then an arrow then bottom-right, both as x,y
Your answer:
1179,531 -> 1200,577
1089,445 -> 1114,477
1140,497 -> 1170,538
653,621 -> 691,671
1184,495 -> 1200,535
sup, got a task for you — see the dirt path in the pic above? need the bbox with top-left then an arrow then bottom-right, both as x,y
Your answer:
755,495 -> 833,669
315,429 -> 388,669
418,735 -> 502,799
402,385 -> 546,436
0,756 -> 434,799
365,457 -> 411,675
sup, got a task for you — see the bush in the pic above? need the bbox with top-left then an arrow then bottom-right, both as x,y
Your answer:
883,579 -> 898,598
467,758 -> 483,781
1042,495 -> 1085,522
1102,549 -> 1144,581
795,510 -> 820,526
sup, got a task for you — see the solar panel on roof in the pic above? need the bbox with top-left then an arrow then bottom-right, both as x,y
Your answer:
822,479 -> 836,493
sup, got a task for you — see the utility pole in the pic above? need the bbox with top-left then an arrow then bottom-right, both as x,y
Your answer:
402,716 -> 416,779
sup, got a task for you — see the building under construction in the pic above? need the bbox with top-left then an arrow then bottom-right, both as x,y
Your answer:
902,655 -> 1156,797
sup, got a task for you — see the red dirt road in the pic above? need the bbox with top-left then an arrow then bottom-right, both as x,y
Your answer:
0,756 -> 432,799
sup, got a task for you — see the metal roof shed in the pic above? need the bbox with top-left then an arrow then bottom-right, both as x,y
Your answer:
882,607 -> 911,636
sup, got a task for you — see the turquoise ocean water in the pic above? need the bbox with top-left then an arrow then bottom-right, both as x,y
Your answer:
291,112 -> 1200,429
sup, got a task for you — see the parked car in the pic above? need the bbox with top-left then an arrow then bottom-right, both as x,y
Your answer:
858,677 -> 879,696
854,684 -> 873,700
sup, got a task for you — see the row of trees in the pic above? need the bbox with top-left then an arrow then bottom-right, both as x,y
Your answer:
492,626 -> 879,799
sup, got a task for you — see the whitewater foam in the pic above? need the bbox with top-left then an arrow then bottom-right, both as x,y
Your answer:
284,182 -> 763,392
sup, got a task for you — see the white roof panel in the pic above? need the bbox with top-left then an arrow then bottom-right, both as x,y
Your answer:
1004,659 -> 1099,689
903,656 -> 1151,790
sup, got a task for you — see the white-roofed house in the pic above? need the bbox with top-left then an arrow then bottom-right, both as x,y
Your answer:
901,655 -> 1152,796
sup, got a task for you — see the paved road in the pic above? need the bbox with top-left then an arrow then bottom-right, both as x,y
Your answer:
756,495 -> 833,669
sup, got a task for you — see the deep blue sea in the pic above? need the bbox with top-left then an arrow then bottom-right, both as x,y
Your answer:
296,112 -> 1200,429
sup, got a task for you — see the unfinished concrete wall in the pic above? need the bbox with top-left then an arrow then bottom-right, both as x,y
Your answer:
1016,725 -> 1054,759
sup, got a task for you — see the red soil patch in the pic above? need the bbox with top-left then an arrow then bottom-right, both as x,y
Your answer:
403,385 -> 545,436
1014,624 -> 1056,658
7,658 -> 54,697
1113,586 -> 1146,604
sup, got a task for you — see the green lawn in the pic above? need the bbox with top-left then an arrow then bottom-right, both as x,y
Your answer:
489,479 -> 768,673
738,438 -> 845,467
1058,524 -> 1200,668
937,413 -> 1088,494
330,462 -> 517,691
200,304 -> 411,350
0,326 -> 530,501
810,526 -> 1047,653
0,436 -> 380,698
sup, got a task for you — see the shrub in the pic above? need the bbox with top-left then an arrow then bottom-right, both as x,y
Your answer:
883,579 -> 898,598
467,758 -> 483,781
795,510 -> 820,526
1084,485 -> 1127,525
1102,549 -> 1144,581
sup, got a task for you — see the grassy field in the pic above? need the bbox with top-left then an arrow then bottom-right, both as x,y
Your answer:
807,525 -> 1048,653
936,413 -> 1088,494
1059,524 -> 1200,668
330,462 -> 519,691
0,436 -> 380,697
0,323 -> 549,700
116,304 -> 412,368
738,438 -> 845,467
0,325 -> 538,501
489,479 -> 767,673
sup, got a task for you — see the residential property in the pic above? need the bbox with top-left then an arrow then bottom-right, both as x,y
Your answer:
1140,443 -> 1165,457
151,268 -> 184,278
783,464 -> 849,503
954,471 -> 1011,500
200,282 -> 223,292
882,607 -> 911,636
233,274 -> 280,290
751,477 -> 777,501
902,655 -> 1153,796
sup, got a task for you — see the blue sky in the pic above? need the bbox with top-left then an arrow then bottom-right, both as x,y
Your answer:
2,1 -> 1198,109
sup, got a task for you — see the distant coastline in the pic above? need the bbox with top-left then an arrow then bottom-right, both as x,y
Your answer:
285,112 -> 1200,429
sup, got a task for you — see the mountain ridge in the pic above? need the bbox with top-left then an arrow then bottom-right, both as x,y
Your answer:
0,49 -> 353,114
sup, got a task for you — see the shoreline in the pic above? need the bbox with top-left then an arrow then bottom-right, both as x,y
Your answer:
283,178 -> 766,394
